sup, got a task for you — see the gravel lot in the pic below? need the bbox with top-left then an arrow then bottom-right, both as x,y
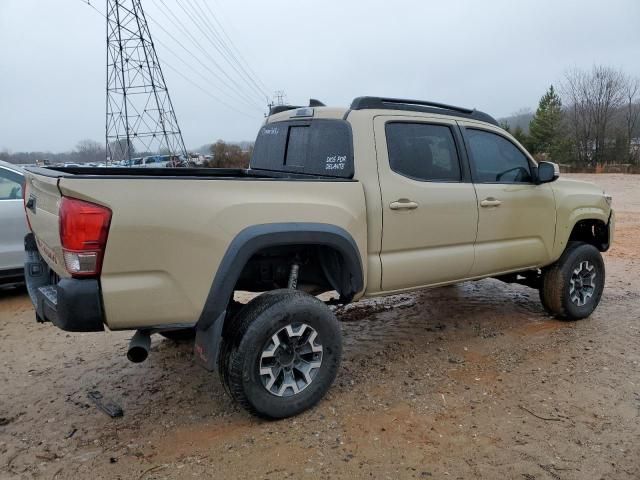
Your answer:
1,174 -> 639,479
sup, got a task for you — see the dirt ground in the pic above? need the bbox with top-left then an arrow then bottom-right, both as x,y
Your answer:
1,174 -> 639,480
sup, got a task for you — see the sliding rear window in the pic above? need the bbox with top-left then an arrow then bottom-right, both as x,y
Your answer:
250,119 -> 354,178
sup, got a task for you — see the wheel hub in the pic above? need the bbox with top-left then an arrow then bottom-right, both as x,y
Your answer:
259,323 -> 323,397
276,346 -> 295,366
569,260 -> 597,307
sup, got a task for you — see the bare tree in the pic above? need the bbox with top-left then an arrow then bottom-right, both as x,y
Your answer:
622,75 -> 640,164
561,66 -> 626,165
76,139 -> 106,164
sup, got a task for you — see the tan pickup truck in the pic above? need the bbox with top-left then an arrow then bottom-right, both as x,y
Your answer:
23,97 -> 614,418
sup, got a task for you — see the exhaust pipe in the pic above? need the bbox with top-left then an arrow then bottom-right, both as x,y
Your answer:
127,330 -> 151,363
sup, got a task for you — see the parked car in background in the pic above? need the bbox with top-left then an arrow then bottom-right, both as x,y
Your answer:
128,156 -> 171,168
143,155 -> 171,168
111,156 -> 189,168
0,160 -> 28,284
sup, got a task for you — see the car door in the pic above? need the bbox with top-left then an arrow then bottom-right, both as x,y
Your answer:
0,166 -> 28,271
375,116 -> 479,292
459,123 -> 556,276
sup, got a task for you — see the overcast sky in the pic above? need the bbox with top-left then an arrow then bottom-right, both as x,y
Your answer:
1,0 -> 639,153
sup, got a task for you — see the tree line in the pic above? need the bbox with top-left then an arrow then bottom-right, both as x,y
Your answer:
503,65 -> 640,166
0,140 -> 107,166
0,139 -> 254,167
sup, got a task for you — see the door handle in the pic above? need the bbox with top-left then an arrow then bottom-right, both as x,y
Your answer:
480,197 -> 502,208
390,199 -> 419,210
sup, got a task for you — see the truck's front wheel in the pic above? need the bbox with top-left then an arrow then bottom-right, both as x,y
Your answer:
219,289 -> 342,419
539,242 -> 605,320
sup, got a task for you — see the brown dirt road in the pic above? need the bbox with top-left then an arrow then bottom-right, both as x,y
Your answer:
1,174 -> 639,479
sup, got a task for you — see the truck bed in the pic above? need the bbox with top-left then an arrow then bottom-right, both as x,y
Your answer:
23,166 -> 367,331
26,166 -> 356,181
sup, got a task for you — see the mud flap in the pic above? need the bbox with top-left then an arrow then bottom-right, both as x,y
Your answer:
194,311 -> 226,371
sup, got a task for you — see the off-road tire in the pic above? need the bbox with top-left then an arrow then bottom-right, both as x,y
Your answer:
159,329 -> 196,341
539,242 -> 605,320
218,289 -> 342,419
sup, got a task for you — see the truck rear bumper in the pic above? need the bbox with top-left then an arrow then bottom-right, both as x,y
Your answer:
24,233 -> 104,332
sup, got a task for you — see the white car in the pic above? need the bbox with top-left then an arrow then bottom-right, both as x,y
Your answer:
0,160 -> 28,284
141,155 -> 171,168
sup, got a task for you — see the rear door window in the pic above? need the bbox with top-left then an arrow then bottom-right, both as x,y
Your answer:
385,122 -> 461,181
251,119 -> 354,178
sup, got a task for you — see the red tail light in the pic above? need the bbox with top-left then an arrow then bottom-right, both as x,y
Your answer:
59,197 -> 112,277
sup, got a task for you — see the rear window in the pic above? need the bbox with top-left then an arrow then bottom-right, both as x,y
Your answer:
250,119 -> 354,178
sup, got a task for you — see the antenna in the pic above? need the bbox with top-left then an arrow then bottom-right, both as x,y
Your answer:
105,0 -> 188,164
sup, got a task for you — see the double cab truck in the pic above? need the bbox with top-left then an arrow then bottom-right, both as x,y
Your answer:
23,97 -> 614,418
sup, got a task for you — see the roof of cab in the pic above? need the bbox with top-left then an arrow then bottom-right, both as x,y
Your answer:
266,106 -> 348,123
265,96 -> 499,127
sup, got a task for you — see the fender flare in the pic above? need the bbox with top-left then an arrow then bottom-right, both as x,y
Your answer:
194,223 -> 363,370
554,209 -> 613,258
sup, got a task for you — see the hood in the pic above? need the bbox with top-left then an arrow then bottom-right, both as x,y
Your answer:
551,177 -> 612,220
551,178 -> 606,196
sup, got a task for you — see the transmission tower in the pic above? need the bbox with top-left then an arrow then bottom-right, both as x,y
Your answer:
106,0 -> 187,164
266,90 -> 287,115
273,90 -> 287,106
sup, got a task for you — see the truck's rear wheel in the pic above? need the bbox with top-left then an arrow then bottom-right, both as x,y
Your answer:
539,242 -> 605,320
219,289 -> 341,419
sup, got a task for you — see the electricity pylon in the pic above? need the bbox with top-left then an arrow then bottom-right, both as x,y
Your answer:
105,0 -> 187,164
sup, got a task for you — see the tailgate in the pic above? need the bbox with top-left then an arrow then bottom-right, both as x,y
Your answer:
24,170 -> 67,277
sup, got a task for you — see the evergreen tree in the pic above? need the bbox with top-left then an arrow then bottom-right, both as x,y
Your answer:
529,85 -> 567,160
512,125 -> 530,148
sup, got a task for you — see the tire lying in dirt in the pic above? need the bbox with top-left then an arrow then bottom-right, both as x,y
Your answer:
539,241 -> 605,320
159,328 -> 196,341
219,289 -> 342,419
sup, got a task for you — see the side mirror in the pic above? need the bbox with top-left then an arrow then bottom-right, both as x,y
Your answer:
537,161 -> 559,184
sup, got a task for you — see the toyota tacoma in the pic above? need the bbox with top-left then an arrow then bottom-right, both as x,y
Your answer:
22,97 -> 615,418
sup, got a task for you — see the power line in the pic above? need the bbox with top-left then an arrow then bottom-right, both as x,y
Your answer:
153,37 -> 259,117
178,0 -> 267,102
197,0 -> 271,96
181,0 -> 269,102
77,0 -> 262,120
78,0 -> 106,17
79,0 -> 263,112
80,0 -> 271,113
149,0 -> 264,110
162,63 -> 257,119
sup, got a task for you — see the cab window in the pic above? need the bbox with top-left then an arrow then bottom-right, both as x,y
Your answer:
251,119 -> 354,178
385,122 -> 461,182
465,128 -> 533,183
